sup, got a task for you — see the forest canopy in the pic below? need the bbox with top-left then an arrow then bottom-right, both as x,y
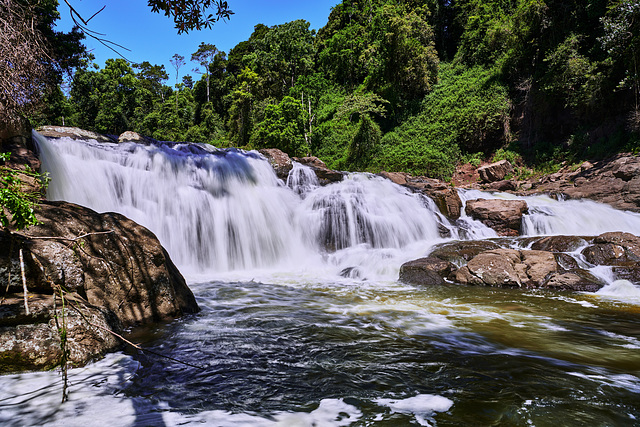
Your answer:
10,0 -> 640,180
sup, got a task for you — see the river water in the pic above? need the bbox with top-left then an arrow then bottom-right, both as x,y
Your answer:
1,134 -> 639,426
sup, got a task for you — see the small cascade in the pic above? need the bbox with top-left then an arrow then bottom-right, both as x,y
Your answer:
286,161 -> 319,196
460,189 -> 640,237
295,174 -> 441,252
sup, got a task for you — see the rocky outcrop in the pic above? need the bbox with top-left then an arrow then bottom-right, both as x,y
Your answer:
520,154 -> 640,212
0,201 -> 199,373
478,160 -> 514,183
399,233 -> 638,291
465,198 -> 529,235
37,126 -> 116,143
259,148 -> 293,181
399,257 -> 455,286
293,156 -> 344,184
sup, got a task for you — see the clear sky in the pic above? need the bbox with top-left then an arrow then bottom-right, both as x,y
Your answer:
55,0 -> 340,83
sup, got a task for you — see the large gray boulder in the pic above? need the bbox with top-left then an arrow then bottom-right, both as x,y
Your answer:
0,201 -> 199,373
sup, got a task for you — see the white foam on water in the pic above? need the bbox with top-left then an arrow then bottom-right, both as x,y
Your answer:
375,394 -> 454,426
594,280 -> 640,304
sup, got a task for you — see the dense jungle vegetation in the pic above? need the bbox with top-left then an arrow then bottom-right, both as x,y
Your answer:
25,0 -> 640,179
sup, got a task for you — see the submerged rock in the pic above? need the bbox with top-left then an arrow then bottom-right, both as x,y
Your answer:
0,201 -> 199,373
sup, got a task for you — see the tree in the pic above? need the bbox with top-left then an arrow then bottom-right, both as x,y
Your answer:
0,0 -> 85,128
148,0 -> 233,33
191,42 -> 219,103
170,54 -> 186,112
251,96 -> 309,156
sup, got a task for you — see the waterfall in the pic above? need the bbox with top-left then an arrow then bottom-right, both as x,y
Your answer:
33,133 -> 451,277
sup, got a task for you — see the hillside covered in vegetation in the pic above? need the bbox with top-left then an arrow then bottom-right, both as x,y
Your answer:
32,0 -> 640,180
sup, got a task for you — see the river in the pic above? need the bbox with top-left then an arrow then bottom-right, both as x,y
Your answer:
1,134 -> 638,426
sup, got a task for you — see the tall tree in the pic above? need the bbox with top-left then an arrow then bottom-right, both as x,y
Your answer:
170,54 -> 186,112
191,42 -> 219,103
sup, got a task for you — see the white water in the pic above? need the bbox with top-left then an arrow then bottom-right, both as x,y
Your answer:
6,133 -> 640,426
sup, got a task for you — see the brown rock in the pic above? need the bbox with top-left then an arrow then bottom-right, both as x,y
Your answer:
379,171 -> 411,186
465,198 -> 529,235
259,148 -> 293,181
405,178 -> 463,219
543,271 -> 604,292
399,257 -> 456,286
429,240 -> 502,266
293,156 -> 344,184
530,235 -> 590,252
581,232 -> 640,266
457,249 -> 525,287
478,160 -> 514,183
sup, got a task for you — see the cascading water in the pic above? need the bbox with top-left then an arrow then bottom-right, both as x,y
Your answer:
4,132 -> 639,426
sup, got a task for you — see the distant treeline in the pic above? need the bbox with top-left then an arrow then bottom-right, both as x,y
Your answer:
35,0 -> 640,179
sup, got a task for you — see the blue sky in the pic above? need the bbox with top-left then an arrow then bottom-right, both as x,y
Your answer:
55,0 -> 339,83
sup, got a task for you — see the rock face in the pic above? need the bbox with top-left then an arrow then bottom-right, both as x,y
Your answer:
259,148 -> 293,181
478,160 -> 514,183
581,232 -> 640,266
293,156 -> 344,184
0,201 -> 199,373
465,198 -> 529,235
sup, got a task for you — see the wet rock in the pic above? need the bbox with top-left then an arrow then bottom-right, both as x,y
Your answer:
259,148 -> 293,181
293,156 -> 344,184
543,271 -> 604,292
485,180 -> 517,191
530,235 -> 590,252
465,198 -> 529,236
581,232 -> 640,266
518,154 -> 640,213
399,257 -> 456,286
611,267 -> 640,284
478,160 -> 514,183
429,240 -> 502,267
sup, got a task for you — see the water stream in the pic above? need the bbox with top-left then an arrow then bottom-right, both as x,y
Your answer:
1,133 -> 639,426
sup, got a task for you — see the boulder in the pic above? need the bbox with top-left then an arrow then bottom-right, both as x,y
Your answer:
543,271 -> 604,292
454,248 -> 559,288
259,148 -> 293,181
399,257 -> 456,286
478,160 -> 514,183
581,232 -> 640,266
378,171 -> 410,186
117,131 -> 156,145
293,156 -> 344,185
530,235 -> 590,253
465,198 -> 529,235
37,126 -> 116,143
0,201 -> 199,373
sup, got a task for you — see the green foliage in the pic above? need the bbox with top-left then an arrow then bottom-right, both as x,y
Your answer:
344,114 -> 382,170
0,153 -> 41,230
251,96 -> 309,156
491,148 -> 521,165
